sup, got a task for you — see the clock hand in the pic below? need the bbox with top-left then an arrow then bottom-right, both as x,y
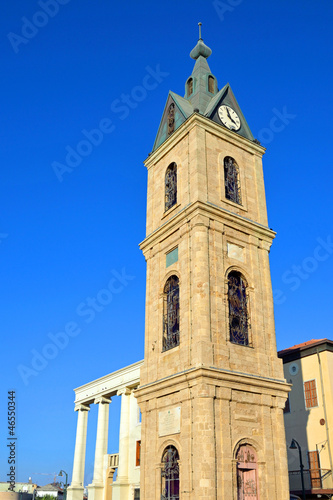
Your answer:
226,107 -> 236,124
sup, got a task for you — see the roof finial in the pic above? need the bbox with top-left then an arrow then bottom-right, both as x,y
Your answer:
190,23 -> 212,60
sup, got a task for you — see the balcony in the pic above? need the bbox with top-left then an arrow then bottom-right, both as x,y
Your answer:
289,469 -> 333,497
107,454 -> 119,469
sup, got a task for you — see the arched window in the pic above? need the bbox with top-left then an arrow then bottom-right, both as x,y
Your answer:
236,444 -> 258,499
168,103 -> 175,135
208,75 -> 215,93
163,276 -> 179,351
187,78 -> 193,97
224,156 -> 241,205
228,271 -> 249,346
161,446 -> 179,500
165,163 -> 177,211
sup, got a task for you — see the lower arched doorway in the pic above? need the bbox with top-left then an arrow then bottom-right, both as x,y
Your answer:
236,444 -> 259,499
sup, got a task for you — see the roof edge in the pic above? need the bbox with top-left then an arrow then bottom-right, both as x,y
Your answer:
278,339 -> 333,360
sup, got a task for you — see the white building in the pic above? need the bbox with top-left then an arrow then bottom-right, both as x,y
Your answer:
35,484 -> 63,499
67,361 -> 143,500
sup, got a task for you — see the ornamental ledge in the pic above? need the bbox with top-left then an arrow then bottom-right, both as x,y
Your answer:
140,201 -> 275,254
135,365 -> 290,402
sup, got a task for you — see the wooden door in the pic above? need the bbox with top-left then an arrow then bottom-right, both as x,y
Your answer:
237,445 -> 258,500
238,469 -> 258,499
308,451 -> 321,488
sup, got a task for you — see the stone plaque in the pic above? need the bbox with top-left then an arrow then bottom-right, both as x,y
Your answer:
166,247 -> 178,268
227,242 -> 244,262
158,407 -> 181,437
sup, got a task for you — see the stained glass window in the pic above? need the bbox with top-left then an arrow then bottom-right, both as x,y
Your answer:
228,271 -> 249,345
168,103 -> 175,135
161,446 -> 179,500
163,276 -> 179,351
165,163 -> 177,211
224,156 -> 241,205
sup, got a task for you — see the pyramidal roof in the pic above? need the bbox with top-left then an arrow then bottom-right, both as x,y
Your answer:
152,25 -> 255,152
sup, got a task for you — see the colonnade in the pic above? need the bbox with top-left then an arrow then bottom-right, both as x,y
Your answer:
66,359 -> 143,500
67,396 -> 113,500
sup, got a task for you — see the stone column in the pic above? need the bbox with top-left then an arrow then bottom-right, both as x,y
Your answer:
67,404 -> 90,500
111,388 -> 131,500
87,397 -> 111,500
117,388 -> 131,480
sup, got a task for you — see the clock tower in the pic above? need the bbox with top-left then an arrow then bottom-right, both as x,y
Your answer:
136,28 -> 290,500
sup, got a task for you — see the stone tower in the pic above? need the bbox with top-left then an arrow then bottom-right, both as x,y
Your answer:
136,29 -> 290,500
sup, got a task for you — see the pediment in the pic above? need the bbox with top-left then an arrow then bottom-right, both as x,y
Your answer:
205,83 -> 254,141
152,92 -> 193,152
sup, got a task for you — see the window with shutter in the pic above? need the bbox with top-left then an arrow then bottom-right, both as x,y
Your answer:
304,380 -> 318,408
136,440 -> 141,467
308,450 -> 321,488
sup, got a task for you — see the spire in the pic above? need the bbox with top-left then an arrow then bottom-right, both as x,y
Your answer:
185,23 -> 218,113
190,22 -> 212,60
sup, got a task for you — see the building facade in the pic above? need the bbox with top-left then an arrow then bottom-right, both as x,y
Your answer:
135,32 -> 290,500
0,481 -> 37,500
279,338 -> 333,498
35,483 -> 63,499
0,482 -> 37,494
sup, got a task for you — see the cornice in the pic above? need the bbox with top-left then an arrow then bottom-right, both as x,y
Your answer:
135,365 -> 290,401
140,200 -> 275,253
74,359 -> 143,404
144,113 -> 265,168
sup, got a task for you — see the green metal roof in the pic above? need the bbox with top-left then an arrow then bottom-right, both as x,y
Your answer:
184,35 -> 218,114
151,29 -> 256,152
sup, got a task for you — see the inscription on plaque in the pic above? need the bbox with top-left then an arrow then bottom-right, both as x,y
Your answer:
159,407 -> 181,437
227,242 -> 244,262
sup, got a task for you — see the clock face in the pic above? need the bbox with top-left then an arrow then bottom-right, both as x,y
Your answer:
218,105 -> 241,131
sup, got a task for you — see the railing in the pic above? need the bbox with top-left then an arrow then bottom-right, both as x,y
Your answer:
108,453 -> 119,468
289,469 -> 332,491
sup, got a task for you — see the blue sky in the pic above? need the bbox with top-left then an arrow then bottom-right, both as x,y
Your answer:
1,0 -> 333,487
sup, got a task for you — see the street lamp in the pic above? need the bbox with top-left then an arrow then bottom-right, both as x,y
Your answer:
290,439 -> 306,500
58,470 -> 68,500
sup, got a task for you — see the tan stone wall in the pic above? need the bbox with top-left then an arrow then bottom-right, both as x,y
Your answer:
137,371 -> 289,499
137,114 -> 290,499
141,116 -> 284,386
145,117 -> 269,238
